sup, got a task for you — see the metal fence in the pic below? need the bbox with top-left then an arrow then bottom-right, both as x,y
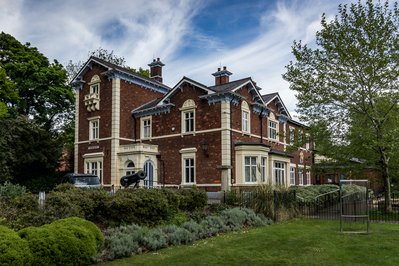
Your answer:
226,189 -> 399,223
297,191 -> 399,223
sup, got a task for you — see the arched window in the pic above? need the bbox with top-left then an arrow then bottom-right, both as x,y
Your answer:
125,161 -> 135,175
180,99 -> 197,133
241,101 -> 250,133
143,160 -> 154,188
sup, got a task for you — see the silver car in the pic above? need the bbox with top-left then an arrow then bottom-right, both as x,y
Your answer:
63,173 -> 102,189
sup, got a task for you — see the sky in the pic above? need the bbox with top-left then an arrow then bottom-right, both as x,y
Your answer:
0,0 -> 357,119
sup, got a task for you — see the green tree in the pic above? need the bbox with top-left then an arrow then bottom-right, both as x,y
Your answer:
0,32 -> 74,130
0,116 -> 62,184
284,0 -> 399,211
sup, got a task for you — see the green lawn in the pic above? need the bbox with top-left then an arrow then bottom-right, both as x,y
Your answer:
103,219 -> 399,266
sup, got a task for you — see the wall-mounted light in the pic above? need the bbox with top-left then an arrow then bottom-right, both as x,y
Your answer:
201,141 -> 209,157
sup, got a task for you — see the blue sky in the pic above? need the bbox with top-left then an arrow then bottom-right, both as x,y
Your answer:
0,0 -> 356,118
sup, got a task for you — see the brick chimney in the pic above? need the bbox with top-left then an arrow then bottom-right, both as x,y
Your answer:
148,58 -> 165,83
212,66 -> 232,85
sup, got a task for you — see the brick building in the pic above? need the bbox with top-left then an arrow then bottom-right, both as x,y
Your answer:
71,57 -> 313,191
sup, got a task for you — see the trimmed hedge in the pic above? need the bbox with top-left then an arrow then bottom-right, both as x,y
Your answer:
18,217 -> 103,266
0,226 -> 32,266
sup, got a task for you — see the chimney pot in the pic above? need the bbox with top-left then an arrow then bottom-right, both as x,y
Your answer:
157,57 -> 160,61
218,67 -> 221,71
223,66 -> 226,70
153,59 -> 156,62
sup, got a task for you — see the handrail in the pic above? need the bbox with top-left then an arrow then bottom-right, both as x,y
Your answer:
315,189 -> 340,201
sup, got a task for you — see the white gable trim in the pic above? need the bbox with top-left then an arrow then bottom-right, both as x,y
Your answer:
231,80 -> 265,105
264,94 -> 291,119
156,77 -> 212,106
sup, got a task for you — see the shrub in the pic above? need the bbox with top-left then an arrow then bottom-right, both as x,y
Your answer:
160,224 -> 194,246
177,187 -> 207,212
240,207 -> 270,226
0,182 -> 27,199
181,219 -> 206,240
200,216 -> 228,237
220,208 -> 248,231
142,228 -> 168,251
105,224 -> 146,260
106,189 -> 172,226
0,225 -> 32,266
18,217 -> 102,265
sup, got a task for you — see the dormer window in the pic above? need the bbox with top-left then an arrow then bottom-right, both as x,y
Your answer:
85,75 -> 101,112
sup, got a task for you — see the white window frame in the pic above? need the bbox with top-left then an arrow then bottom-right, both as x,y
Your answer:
88,116 -> 100,140
241,101 -> 250,134
274,161 -> 285,186
298,168 -> 304,186
305,133 -> 310,150
180,99 -> 196,134
84,159 -> 103,183
289,127 -> 295,145
261,157 -> 267,182
180,148 -> 197,185
269,120 -> 278,140
306,170 -> 311,185
244,156 -> 257,183
290,166 -> 296,185
125,161 -> 135,176
141,116 -> 152,139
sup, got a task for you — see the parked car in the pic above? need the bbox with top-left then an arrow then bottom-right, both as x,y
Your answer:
63,173 -> 102,189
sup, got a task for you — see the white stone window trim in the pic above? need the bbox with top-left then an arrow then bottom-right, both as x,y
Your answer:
87,116 -> 100,141
298,167 -> 304,186
179,99 -> 197,135
306,170 -> 311,186
290,165 -> 296,186
244,156 -> 257,183
180,148 -> 197,185
141,116 -> 152,139
289,126 -> 296,145
83,152 -> 104,184
273,161 -> 286,186
241,101 -> 250,134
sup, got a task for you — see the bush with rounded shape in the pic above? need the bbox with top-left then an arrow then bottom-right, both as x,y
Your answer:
105,224 -> 146,260
18,217 -> 102,265
181,220 -> 205,240
142,227 -> 168,251
0,225 -> 32,266
220,208 -> 248,231
201,216 -> 228,237
106,189 -> 172,226
177,187 -> 207,212
160,224 -> 194,246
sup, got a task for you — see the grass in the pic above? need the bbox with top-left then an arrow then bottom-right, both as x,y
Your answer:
103,219 -> 399,266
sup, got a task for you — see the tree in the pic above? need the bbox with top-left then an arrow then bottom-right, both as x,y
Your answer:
284,0 -> 399,211
0,32 -> 74,130
0,116 -> 62,184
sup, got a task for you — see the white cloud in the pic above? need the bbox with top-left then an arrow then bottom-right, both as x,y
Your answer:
0,0 -> 356,116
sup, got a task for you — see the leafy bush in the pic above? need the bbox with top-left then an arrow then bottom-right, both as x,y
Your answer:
104,224 -> 146,260
142,228 -> 168,251
0,225 -> 32,266
177,187 -> 207,211
290,184 -> 339,202
220,208 -> 248,231
181,219 -> 206,240
0,182 -> 27,199
160,224 -> 194,245
106,189 -> 172,226
18,217 -> 103,265
200,216 -> 228,237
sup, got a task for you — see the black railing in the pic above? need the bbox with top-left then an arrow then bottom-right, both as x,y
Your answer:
229,189 -> 399,223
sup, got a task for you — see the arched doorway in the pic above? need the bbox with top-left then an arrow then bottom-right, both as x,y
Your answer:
143,160 -> 154,188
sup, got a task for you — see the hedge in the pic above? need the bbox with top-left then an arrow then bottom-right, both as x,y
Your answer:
0,225 -> 32,266
18,217 -> 103,266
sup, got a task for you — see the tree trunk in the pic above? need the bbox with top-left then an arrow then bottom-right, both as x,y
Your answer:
381,154 -> 392,212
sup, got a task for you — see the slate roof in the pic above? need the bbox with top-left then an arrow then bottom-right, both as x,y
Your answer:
209,77 -> 252,92
261,93 -> 278,103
